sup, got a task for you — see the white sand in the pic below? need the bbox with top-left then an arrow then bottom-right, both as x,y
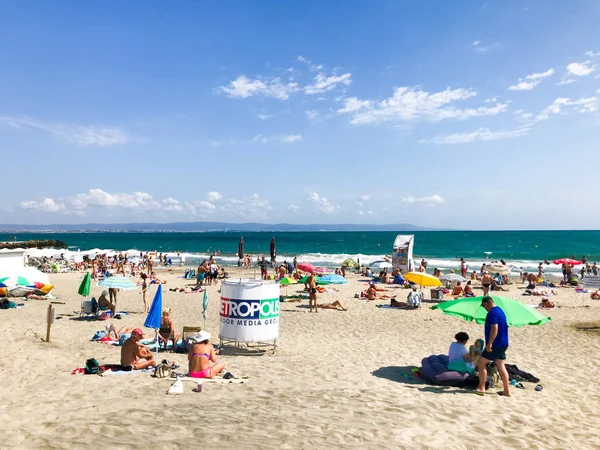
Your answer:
1,268 -> 600,449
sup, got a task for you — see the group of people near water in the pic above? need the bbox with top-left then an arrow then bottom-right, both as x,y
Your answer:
87,251 -> 176,281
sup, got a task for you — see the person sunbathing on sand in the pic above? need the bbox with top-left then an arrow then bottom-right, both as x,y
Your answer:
592,290 -> 600,300
452,282 -> 463,297
490,279 -> 508,292
364,283 -> 389,300
318,300 -> 347,311
105,324 -> 136,341
366,284 -> 377,300
539,298 -> 556,309
170,286 -> 202,293
390,298 -> 408,308
463,281 -> 475,297
532,288 -> 558,296
188,331 -> 225,379
98,290 -> 116,315
120,328 -> 156,370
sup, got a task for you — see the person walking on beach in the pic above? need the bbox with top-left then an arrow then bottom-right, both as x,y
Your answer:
460,258 -> 468,278
147,256 -> 153,275
308,273 -> 318,313
476,296 -> 510,396
140,273 -> 149,313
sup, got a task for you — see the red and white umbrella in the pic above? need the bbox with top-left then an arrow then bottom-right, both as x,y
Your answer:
552,258 -> 582,265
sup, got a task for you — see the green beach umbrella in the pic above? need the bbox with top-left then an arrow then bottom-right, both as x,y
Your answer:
78,272 -> 91,297
431,296 -> 551,327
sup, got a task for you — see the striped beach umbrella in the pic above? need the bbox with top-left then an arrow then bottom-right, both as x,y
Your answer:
98,276 -> 138,290
0,275 -> 31,287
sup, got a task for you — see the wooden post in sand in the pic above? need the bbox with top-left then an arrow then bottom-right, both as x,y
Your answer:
46,304 -> 54,343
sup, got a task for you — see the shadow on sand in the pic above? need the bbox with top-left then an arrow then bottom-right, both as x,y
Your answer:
372,365 -> 476,395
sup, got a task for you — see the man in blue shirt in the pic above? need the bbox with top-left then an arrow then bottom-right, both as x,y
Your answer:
477,296 -> 511,396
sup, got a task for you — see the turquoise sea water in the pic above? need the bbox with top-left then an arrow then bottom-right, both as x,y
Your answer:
2,230 -> 600,273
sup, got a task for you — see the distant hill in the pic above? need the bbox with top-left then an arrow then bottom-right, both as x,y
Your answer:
0,222 -> 446,232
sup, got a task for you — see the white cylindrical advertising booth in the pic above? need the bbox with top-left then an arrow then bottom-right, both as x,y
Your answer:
219,279 -> 280,349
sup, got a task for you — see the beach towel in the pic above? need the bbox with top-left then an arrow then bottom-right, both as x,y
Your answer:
71,364 -> 154,375
420,354 -> 478,387
178,376 -> 248,384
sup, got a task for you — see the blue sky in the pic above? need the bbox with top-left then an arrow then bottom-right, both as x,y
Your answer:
1,1 -> 599,229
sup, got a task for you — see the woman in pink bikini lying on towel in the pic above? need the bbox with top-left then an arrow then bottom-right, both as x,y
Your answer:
188,331 -> 225,379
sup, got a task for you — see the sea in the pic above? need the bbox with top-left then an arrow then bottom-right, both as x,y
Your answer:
2,230 -> 600,276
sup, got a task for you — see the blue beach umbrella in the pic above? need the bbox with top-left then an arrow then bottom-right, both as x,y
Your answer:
318,274 -> 348,284
144,284 -> 163,352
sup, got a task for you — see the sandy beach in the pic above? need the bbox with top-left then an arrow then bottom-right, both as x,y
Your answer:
1,267 -> 600,449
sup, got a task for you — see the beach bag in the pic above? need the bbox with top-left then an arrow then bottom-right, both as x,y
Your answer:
90,297 -> 99,314
85,358 -> 101,375
154,363 -> 173,379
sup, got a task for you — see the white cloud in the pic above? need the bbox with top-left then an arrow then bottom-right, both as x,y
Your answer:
252,134 -> 301,144
472,41 -> 499,53
420,127 -> 531,145
308,192 -> 340,215
585,50 -> 600,57
557,79 -> 576,85
280,134 -> 302,144
337,86 -> 506,125
288,204 -> 300,212
161,198 -> 184,213
304,72 -> 352,95
359,194 -> 371,202
220,193 -> 272,219
20,198 -> 66,213
220,75 -> 299,100
205,191 -> 223,202
566,61 -> 596,76
209,140 -> 222,147
306,110 -> 319,120
257,113 -> 273,120
536,96 -> 599,121
337,97 -> 373,114
71,189 -> 160,210
0,116 -> 130,147
402,195 -> 445,205
358,210 -> 374,216
185,200 -> 216,217
508,68 -> 554,91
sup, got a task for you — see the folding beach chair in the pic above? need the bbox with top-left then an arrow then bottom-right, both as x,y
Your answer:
181,326 -> 202,352
80,300 -> 95,318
